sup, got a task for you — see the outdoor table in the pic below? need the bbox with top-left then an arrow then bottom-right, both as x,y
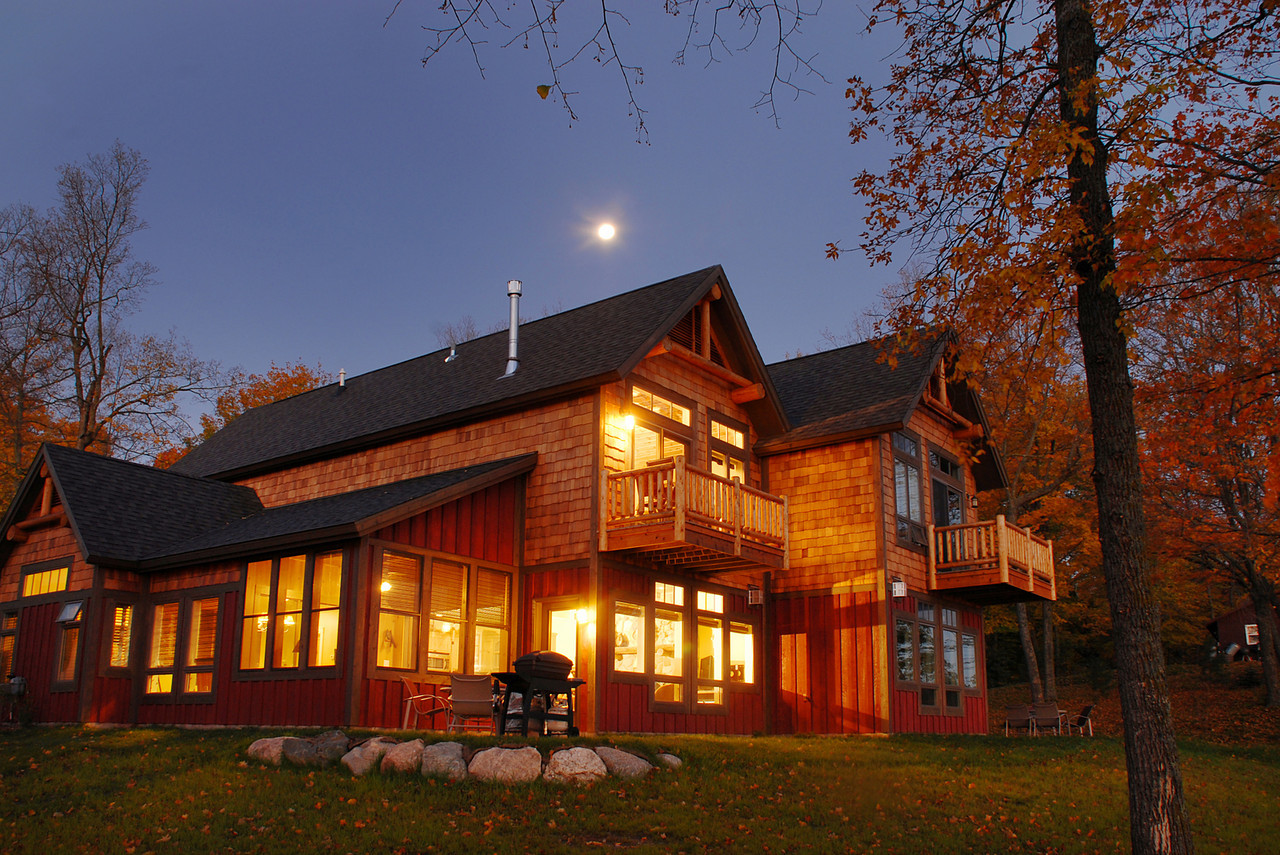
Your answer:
492,671 -> 584,736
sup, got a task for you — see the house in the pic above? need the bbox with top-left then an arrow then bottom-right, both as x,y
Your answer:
0,266 -> 1055,734
1208,602 -> 1277,661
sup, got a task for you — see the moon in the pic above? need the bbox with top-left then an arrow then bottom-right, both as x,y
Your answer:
597,223 -> 616,241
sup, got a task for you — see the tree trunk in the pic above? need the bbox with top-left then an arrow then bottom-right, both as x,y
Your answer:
1054,0 -> 1193,852
1245,574 -> 1280,707
1042,602 -> 1058,702
1016,603 -> 1044,702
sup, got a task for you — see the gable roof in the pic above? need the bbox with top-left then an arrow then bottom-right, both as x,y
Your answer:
762,334 -> 950,450
762,332 -> 1007,490
171,266 -> 787,480
3,444 -> 535,571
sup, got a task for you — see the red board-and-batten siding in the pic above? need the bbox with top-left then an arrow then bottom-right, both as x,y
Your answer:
358,481 -> 525,729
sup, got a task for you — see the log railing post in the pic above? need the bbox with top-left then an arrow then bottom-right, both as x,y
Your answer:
996,514 -> 1010,585
673,455 -> 687,543
927,523 -> 937,591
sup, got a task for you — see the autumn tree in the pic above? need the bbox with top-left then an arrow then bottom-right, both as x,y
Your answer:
1138,277 -> 1280,706
155,361 -> 332,469
833,0 -> 1277,851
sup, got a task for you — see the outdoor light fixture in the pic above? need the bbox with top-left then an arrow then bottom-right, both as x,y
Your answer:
891,579 -> 906,598
748,585 -> 764,606
623,414 -> 635,430
969,495 -> 979,509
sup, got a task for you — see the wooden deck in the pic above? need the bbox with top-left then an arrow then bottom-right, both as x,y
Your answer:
928,516 -> 1056,604
600,456 -> 788,572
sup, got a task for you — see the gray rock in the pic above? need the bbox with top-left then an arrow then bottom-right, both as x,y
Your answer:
543,747 -> 607,785
421,741 -> 468,781
468,746 -> 543,783
312,730 -> 351,763
380,739 -> 425,774
593,746 -> 654,779
246,736 -> 288,766
282,736 -> 324,767
657,752 -> 682,769
341,737 -> 398,776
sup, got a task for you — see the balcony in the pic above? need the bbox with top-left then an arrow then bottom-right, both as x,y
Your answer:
928,516 -> 1056,604
600,456 -> 789,573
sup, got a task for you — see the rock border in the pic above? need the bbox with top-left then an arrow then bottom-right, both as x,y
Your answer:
247,731 -> 673,785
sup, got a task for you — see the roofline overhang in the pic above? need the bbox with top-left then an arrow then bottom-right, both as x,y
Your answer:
116,453 -> 537,572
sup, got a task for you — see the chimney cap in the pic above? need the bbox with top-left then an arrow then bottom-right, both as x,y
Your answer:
507,279 -> 522,296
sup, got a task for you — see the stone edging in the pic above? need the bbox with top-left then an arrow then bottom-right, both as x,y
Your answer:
247,731 -> 682,785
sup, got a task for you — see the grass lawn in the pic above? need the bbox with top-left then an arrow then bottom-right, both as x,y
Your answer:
0,721 -> 1276,855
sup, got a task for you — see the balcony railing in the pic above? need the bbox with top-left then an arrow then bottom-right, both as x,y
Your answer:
928,515 -> 1056,603
600,456 -> 788,572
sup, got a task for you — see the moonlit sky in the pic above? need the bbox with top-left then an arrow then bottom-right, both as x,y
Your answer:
1,2 -> 897,384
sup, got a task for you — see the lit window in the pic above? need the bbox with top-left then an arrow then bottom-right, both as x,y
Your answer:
614,602 -> 645,674
0,611 -> 16,683
656,582 -> 684,606
146,602 -> 180,694
729,622 -> 754,684
653,606 -> 684,704
240,552 -> 345,673
147,598 -> 220,696
22,564 -> 68,597
709,414 -> 748,482
374,547 -> 512,676
629,384 -> 693,468
697,591 -> 723,613
108,605 -> 133,668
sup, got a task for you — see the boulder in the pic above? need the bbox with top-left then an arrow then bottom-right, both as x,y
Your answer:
468,746 -> 543,783
341,737 -> 398,776
246,736 -> 288,766
312,730 -> 351,764
593,746 -> 654,779
421,741 -> 468,781
543,746 -> 608,785
657,752 -> 683,769
281,736 -> 324,768
380,739 -> 425,774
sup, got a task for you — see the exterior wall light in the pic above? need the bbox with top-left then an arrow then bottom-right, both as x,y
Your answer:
891,579 -> 907,599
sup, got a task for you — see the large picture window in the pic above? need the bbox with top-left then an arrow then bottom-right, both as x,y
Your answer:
240,551 -> 345,674
146,596 -> 220,697
612,580 -> 757,712
894,596 -> 981,716
374,546 -> 512,676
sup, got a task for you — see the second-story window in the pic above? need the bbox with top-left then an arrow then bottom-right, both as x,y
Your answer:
893,432 -> 926,546
630,383 -> 693,467
930,449 -> 965,528
709,412 -> 748,482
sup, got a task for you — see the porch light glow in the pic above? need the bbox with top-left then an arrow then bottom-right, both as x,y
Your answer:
380,581 -> 391,592
574,608 -> 590,623
623,414 -> 635,430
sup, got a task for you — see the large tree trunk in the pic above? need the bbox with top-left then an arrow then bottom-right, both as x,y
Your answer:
1245,573 -> 1280,707
1042,603 -> 1058,702
1016,603 -> 1044,702
1054,0 -> 1193,852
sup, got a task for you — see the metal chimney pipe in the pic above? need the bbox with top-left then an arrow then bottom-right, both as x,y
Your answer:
502,279 -> 522,377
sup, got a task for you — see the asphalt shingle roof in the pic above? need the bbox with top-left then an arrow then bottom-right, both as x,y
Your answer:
35,444 -> 534,570
171,267 -> 725,479
764,334 -> 947,447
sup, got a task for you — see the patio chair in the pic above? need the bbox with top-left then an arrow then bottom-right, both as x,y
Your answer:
400,677 -> 447,730
446,674 -> 497,734
1066,704 -> 1095,736
1004,703 -> 1033,736
1031,701 -> 1064,735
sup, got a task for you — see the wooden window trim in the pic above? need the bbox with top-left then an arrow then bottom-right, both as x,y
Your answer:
608,577 -> 761,716
234,549 -> 347,681
142,593 -> 222,704
894,594 -> 981,717
708,409 -> 750,483
892,431 -> 927,551
367,540 -> 515,681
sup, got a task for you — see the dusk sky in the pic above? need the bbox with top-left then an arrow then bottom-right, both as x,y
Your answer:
2,3 -> 895,385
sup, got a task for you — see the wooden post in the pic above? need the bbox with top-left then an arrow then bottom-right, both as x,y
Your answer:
781,495 -> 790,570
598,469 -> 610,552
673,455 -> 686,543
733,478 -> 743,557
1047,538 -> 1056,600
996,515 -> 1010,585
927,523 -> 937,591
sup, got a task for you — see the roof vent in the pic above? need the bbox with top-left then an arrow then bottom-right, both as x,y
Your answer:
445,345 -> 457,363
339,369 -> 346,388
502,279 -> 522,378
